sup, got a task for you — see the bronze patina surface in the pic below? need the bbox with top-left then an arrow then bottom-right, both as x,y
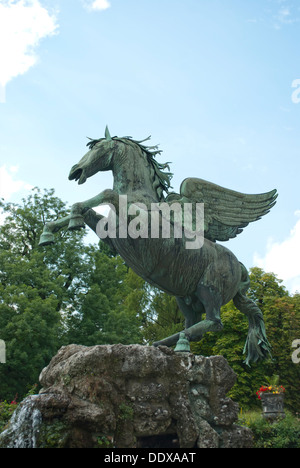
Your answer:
39,127 -> 277,365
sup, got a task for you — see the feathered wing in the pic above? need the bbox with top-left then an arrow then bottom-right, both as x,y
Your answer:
170,178 -> 277,242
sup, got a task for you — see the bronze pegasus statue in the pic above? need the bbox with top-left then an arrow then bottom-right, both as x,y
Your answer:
39,127 -> 277,365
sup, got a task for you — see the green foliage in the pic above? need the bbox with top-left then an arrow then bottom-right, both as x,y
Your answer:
0,188 -> 299,421
96,435 -> 114,448
0,189 -> 91,400
0,401 -> 18,433
0,189 -> 149,401
37,420 -> 70,448
64,245 -> 150,346
190,268 -> 300,412
143,292 -> 184,344
240,411 -> 300,448
118,403 -> 134,421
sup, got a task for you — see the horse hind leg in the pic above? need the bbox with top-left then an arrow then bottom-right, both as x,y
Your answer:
153,283 -> 224,348
184,282 -> 224,341
233,263 -> 272,366
176,295 -> 204,329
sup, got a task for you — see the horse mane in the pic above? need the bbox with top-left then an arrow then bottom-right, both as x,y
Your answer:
86,135 -> 173,201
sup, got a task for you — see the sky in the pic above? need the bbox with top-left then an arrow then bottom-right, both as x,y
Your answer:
0,0 -> 300,293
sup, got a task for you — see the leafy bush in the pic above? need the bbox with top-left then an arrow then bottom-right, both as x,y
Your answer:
0,400 -> 18,433
239,411 -> 300,448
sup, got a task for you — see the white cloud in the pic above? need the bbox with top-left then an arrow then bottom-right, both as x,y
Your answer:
253,212 -> 300,294
247,1 -> 300,29
83,0 -> 111,11
0,165 -> 34,225
0,0 -> 58,102
273,1 -> 300,28
0,165 -> 33,200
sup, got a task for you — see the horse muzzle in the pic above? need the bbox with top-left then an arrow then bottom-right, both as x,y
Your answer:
69,166 -> 87,185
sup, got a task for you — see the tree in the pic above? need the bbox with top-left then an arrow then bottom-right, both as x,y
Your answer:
191,268 -> 300,411
1,189 -> 298,413
247,268 -> 300,410
0,190 -> 152,400
261,295 -> 300,410
64,244 -> 150,346
143,292 -> 184,344
0,188 -> 91,399
248,267 -> 289,306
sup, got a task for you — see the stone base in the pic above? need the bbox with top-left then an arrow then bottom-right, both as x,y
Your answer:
0,344 -> 253,448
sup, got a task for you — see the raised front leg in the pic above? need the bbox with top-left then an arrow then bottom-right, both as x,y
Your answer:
68,189 -> 119,231
38,207 -> 113,247
84,208 -> 117,253
39,189 -> 118,246
39,215 -> 72,246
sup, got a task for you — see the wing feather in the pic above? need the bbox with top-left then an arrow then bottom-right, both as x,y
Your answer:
179,178 -> 277,242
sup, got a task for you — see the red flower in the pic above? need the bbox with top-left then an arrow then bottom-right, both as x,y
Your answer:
256,383 -> 286,400
10,394 -> 18,405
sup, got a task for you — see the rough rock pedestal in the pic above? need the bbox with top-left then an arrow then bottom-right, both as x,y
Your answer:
0,344 -> 253,448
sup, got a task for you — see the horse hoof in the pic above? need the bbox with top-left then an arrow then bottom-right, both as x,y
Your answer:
39,232 -> 55,246
68,216 -> 85,231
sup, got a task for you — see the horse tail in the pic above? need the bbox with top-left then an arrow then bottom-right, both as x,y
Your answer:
233,263 -> 272,366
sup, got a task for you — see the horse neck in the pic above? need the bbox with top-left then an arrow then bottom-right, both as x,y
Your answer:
112,145 -> 160,203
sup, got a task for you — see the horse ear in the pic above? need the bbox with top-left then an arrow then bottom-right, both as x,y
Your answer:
105,126 -> 112,140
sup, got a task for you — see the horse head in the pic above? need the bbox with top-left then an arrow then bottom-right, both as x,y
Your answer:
69,126 -> 115,185
69,127 -> 173,202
